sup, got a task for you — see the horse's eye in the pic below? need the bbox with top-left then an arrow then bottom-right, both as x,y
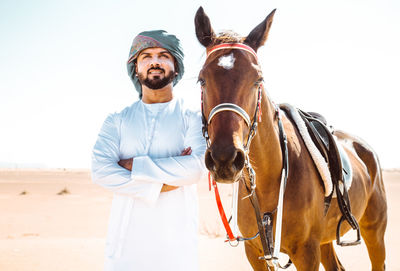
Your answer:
198,78 -> 206,86
254,78 -> 264,86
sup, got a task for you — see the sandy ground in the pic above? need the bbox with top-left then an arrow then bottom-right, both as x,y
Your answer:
0,169 -> 399,271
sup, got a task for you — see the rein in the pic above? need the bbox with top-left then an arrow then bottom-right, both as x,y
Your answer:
201,43 -> 291,270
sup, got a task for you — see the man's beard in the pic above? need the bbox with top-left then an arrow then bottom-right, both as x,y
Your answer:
137,68 -> 175,90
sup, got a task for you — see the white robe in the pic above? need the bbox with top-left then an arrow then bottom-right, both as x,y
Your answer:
91,98 -> 207,271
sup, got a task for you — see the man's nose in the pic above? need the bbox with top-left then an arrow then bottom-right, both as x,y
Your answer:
150,57 -> 161,68
150,63 -> 160,68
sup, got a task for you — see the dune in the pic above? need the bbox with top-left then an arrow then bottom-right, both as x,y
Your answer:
0,169 -> 399,270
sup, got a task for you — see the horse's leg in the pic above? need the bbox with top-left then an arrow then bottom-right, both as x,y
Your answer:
320,242 -> 345,271
352,141 -> 387,271
244,242 -> 268,271
359,189 -> 387,271
288,239 -> 321,271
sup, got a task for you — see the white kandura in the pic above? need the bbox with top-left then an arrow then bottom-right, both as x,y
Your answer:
92,97 -> 207,271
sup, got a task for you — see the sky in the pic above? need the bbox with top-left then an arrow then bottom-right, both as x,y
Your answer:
0,0 -> 399,169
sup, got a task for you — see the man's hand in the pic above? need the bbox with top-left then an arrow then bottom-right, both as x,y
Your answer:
161,184 -> 180,192
161,147 -> 192,192
180,147 -> 192,156
118,158 -> 133,171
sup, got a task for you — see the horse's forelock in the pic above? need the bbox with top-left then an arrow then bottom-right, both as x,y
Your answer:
213,30 -> 245,45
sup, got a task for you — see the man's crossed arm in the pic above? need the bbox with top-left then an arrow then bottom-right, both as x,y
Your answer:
118,147 -> 192,192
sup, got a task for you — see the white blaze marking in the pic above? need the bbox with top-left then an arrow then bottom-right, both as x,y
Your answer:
218,53 -> 235,70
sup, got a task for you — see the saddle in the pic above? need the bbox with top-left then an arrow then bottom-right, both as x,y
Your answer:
279,103 -> 361,246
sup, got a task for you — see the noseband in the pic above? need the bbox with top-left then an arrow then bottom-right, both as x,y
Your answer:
201,43 -> 262,152
208,103 -> 251,127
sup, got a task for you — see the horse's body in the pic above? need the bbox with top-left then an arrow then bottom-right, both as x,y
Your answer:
195,7 -> 387,271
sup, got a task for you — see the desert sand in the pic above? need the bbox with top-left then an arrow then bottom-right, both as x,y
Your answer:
0,169 -> 399,271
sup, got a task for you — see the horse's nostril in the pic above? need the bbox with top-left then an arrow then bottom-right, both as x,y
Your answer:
233,149 -> 245,171
205,147 -> 244,176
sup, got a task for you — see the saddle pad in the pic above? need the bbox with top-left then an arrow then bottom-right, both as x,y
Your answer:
280,105 -> 353,197
280,106 -> 333,196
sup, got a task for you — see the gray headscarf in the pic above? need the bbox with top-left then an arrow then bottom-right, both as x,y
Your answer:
127,30 -> 185,98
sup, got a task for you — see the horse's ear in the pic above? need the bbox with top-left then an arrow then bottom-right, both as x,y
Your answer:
244,9 -> 276,51
195,6 -> 215,47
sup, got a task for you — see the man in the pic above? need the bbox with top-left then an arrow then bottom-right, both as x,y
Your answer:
91,30 -> 206,271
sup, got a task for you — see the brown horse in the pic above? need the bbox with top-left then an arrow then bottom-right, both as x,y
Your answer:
195,7 -> 387,271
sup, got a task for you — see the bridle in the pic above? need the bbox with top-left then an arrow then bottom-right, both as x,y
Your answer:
201,43 -> 263,153
200,43 -> 291,270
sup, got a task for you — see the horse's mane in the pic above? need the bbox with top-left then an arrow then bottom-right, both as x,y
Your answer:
213,30 -> 245,45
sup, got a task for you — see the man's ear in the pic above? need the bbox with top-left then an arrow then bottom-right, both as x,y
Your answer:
194,6 -> 216,47
244,9 -> 276,51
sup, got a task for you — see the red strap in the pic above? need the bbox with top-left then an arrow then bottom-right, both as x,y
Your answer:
208,172 -> 212,191
209,174 -> 236,241
207,43 -> 258,61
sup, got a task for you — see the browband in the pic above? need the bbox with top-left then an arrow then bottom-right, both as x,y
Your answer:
207,43 -> 258,60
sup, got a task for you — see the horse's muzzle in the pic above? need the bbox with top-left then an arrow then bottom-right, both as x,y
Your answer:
205,146 -> 245,183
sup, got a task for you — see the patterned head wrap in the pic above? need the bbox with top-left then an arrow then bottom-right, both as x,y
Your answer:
127,30 -> 185,98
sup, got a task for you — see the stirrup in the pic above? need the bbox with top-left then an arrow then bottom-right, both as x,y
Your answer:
336,215 -> 361,246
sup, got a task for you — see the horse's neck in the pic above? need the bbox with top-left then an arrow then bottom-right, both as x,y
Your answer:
249,92 -> 283,206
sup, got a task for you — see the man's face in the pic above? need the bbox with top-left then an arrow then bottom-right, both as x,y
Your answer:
135,47 -> 176,90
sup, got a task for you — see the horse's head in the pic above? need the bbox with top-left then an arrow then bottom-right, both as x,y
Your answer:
195,7 -> 276,183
